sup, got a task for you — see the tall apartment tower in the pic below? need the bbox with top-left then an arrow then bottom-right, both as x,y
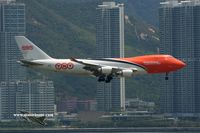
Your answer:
0,0 -> 26,120
0,0 -> 55,120
159,0 -> 200,117
96,2 -> 125,111
16,80 -> 55,115
0,0 -> 26,81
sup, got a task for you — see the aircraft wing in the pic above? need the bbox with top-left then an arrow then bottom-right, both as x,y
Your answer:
70,58 -> 138,77
70,57 -> 102,74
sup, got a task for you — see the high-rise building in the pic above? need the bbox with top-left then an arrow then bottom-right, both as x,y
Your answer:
0,0 -> 26,120
16,80 -> 55,115
96,2 -> 125,111
0,80 -> 55,120
0,0 -> 26,81
0,81 -> 17,120
159,0 -> 200,117
0,0 -> 55,120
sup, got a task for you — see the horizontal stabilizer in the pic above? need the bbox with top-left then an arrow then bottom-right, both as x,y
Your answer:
18,60 -> 43,66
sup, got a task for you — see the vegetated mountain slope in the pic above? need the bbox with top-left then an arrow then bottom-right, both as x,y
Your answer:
125,0 -> 160,26
18,0 -> 161,103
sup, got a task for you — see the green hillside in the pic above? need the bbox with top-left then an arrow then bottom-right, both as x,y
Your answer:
123,0 -> 160,26
17,0 -> 161,104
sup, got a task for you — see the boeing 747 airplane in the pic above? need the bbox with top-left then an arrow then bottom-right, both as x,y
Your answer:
15,36 -> 186,83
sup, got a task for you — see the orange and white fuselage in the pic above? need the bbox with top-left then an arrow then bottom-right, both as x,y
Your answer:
31,55 -> 185,75
15,36 -> 186,83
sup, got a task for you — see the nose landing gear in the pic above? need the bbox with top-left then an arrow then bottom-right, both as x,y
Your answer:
165,73 -> 169,80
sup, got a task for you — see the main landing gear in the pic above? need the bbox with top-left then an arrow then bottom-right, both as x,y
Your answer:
98,75 -> 113,83
105,75 -> 113,83
98,75 -> 106,82
165,73 -> 169,80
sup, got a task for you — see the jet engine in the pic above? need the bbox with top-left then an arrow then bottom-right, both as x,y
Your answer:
98,66 -> 113,75
119,69 -> 134,77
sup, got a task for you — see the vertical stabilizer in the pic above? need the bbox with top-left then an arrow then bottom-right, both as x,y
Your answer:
15,36 -> 52,60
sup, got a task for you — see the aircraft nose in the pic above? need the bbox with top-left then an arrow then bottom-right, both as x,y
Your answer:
174,58 -> 186,69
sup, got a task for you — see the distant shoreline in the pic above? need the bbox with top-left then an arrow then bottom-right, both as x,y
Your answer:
2,127 -> 200,132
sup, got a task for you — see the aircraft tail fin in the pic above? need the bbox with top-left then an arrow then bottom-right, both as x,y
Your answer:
15,36 -> 52,60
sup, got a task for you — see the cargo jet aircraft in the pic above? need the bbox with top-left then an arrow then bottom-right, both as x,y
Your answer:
15,36 -> 186,83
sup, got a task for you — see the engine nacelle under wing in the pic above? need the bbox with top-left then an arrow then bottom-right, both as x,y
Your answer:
118,69 -> 134,77
98,66 -> 113,75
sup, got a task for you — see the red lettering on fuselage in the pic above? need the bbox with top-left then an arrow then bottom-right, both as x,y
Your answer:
61,63 -> 68,69
21,45 -> 33,51
55,63 -> 62,70
55,63 -> 74,70
67,63 -> 74,69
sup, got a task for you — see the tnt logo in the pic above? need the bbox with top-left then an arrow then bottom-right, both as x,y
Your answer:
21,45 -> 33,51
55,63 -> 74,70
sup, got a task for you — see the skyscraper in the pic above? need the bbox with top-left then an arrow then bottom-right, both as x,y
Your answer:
159,0 -> 200,117
0,0 -> 26,82
0,0 -> 26,120
96,2 -> 125,111
16,80 -> 55,115
0,0 -> 55,120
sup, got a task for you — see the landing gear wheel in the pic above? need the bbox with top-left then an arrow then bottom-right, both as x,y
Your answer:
105,76 -> 113,83
165,73 -> 169,80
98,76 -> 105,82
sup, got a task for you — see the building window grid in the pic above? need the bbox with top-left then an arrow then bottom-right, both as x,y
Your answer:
160,4 -> 200,117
